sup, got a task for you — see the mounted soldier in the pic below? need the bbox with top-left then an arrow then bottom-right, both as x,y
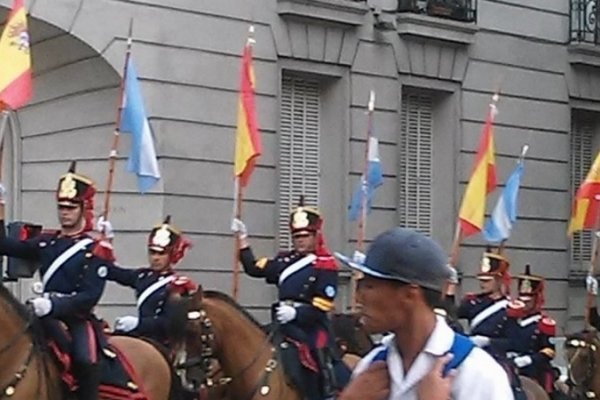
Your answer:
456,247 -> 511,360
0,162 -> 114,400
505,265 -> 557,397
103,216 -> 197,348
231,197 -> 351,400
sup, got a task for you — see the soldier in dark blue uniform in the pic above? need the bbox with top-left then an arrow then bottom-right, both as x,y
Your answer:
0,163 -> 114,400
105,216 -> 195,347
505,265 -> 557,396
456,249 -> 512,360
231,199 -> 350,400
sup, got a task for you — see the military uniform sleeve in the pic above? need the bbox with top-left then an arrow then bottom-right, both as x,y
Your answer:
531,317 -> 556,366
239,247 -> 283,284
50,255 -> 108,318
456,293 -> 478,320
105,264 -> 139,288
295,265 -> 337,326
0,220 -> 41,261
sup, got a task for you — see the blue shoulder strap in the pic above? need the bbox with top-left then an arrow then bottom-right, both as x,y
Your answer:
368,334 -> 474,377
444,333 -> 475,376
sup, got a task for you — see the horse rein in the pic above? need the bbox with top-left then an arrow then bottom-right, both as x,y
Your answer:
184,307 -> 279,400
567,338 -> 598,399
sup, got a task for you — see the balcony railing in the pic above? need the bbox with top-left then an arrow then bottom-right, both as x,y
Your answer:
398,0 -> 477,23
571,0 -> 600,44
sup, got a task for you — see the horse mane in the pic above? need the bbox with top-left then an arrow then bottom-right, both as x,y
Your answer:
203,290 -> 264,330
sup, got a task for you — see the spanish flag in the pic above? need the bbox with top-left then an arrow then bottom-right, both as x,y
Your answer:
568,152 -> 600,235
233,41 -> 261,187
0,0 -> 32,110
458,102 -> 498,236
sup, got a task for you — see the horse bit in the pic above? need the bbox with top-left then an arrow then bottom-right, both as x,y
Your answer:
179,307 -> 279,400
567,338 -> 598,399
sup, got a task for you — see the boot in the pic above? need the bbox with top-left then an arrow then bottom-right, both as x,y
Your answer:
315,348 -> 336,399
75,363 -> 100,400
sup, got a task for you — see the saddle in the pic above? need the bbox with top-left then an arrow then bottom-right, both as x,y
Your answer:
273,326 -> 351,400
46,319 -> 150,400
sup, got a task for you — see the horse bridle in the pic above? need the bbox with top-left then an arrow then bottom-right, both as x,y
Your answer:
567,337 -> 598,399
0,310 -> 37,398
182,307 -> 280,400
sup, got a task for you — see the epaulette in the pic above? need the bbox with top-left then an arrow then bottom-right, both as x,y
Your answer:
507,299 -> 526,319
314,254 -> 339,271
170,275 -> 199,296
463,292 -> 478,302
91,239 -> 115,262
538,316 -> 556,336
40,229 -> 59,237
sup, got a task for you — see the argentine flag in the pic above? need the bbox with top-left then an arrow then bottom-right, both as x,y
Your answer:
349,136 -> 384,221
120,58 -> 160,193
483,161 -> 525,242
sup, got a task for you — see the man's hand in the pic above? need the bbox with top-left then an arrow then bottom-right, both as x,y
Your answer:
275,304 -> 297,324
587,274 -> 598,296
0,182 -> 7,205
30,297 -> 52,317
339,361 -> 390,400
470,335 -> 491,348
418,354 -> 455,400
230,218 -> 248,239
96,216 -> 115,239
115,316 -> 139,332
447,265 -> 459,285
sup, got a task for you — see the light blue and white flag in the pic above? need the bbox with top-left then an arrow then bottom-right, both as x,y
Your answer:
120,58 -> 160,193
349,136 -> 384,221
483,160 -> 525,242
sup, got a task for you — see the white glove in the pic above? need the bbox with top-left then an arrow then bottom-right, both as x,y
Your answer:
276,304 -> 297,324
30,297 -> 52,317
96,216 -> 114,239
230,218 -> 248,239
447,265 -> 459,285
470,335 -> 491,348
0,182 -> 6,204
587,274 -> 598,296
352,250 -> 366,264
513,355 -> 533,368
115,316 -> 139,332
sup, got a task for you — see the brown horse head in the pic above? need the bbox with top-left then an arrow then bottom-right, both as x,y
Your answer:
331,313 -> 373,357
565,329 -> 600,398
179,289 -> 301,400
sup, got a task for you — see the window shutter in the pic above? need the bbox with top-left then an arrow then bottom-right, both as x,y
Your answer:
399,90 -> 433,236
571,114 -> 594,266
279,74 -> 321,249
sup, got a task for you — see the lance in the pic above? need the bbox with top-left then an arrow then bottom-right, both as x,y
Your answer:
585,193 -> 600,328
350,90 -> 375,312
102,19 -> 134,221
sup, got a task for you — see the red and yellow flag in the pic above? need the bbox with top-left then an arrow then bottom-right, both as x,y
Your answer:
568,152 -> 600,235
0,0 -> 32,110
233,42 -> 261,187
458,102 -> 498,236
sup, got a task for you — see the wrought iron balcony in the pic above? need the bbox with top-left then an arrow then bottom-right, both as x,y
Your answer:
398,0 -> 477,23
571,0 -> 600,44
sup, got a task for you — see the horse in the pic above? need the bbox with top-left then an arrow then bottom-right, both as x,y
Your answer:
330,312 -> 373,370
520,376 -> 550,400
0,283 -> 175,400
564,329 -> 600,399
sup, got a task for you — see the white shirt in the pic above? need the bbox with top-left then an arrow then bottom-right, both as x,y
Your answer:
353,317 -> 514,400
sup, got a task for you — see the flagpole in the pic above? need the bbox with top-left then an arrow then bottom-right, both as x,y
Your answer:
103,18 -> 134,220
447,92 -> 500,296
351,90 -> 375,312
231,25 -> 256,301
232,177 -> 243,300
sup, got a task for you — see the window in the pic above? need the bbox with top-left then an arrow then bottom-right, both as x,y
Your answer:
399,89 -> 433,236
570,112 -> 594,266
279,74 -> 321,249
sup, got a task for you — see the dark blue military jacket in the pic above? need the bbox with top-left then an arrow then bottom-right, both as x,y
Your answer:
457,294 -> 510,359
0,229 -> 109,318
240,247 -> 338,330
107,265 -> 177,344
